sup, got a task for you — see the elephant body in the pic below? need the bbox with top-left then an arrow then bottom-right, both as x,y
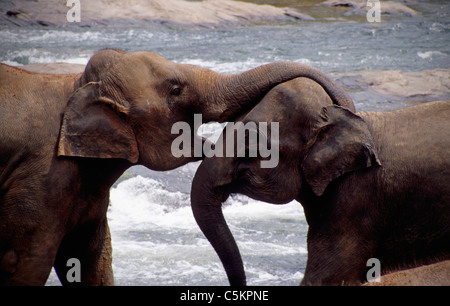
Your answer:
301,101 -> 450,285
0,50 -> 354,285
191,77 -> 450,285
0,64 -> 123,285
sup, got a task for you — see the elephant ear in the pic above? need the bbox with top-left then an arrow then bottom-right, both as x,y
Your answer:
301,105 -> 381,197
58,82 -> 139,163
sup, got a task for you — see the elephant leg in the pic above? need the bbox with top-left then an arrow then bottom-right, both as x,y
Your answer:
0,231 -> 59,285
54,217 -> 114,286
301,226 -> 376,286
1,191 -> 60,285
0,249 -> 56,285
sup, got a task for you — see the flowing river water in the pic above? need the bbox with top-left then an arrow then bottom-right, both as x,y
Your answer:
1,0 -> 449,285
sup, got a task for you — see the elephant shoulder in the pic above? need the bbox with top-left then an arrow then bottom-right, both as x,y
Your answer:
0,68 -> 73,164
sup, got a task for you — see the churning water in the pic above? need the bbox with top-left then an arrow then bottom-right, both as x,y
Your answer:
1,0 -> 449,285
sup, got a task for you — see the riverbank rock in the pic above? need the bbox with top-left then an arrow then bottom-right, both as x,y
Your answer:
322,0 -> 418,17
337,69 -> 450,102
0,0 -> 311,28
364,260 -> 450,286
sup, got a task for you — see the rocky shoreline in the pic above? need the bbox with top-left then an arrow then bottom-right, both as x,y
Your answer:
0,0 -> 311,28
322,0 -> 418,17
335,69 -> 450,103
0,0 -> 420,28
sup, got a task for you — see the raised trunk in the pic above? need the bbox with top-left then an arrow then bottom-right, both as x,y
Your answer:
191,162 -> 246,286
202,61 -> 355,122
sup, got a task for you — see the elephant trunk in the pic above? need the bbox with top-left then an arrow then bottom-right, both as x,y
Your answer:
202,61 -> 355,122
191,164 -> 246,286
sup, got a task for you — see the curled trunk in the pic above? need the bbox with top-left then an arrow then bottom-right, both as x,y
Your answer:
202,61 -> 355,122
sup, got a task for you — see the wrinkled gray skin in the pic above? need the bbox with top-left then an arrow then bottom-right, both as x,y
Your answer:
0,49 -> 354,285
191,78 -> 450,286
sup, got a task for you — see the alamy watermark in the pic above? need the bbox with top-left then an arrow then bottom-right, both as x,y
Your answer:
66,0 -> 81,23
366,258 -> 381,282
171,114 -> 279,168
66,258 -> 81,283
367,0 -> 381,23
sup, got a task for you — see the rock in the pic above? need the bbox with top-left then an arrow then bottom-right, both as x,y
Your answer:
337,69 -> 450,102
0,0 -> 311,28
360,69 -> 450,100
283,8 -> 315,21
6,10 -> 20,17
364,260 -> 450,286
321,0 -> 418,17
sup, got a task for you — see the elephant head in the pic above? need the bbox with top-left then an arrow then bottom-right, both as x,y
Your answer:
58,49 -> 355,171
191,78 -> 380,285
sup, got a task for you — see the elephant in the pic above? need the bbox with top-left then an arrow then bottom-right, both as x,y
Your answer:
190,77 -> 450,286
0,49 -> 355,285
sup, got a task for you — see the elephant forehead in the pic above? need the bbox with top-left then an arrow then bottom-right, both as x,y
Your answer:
260,77 -> 332,116
235,111 -> 309,157
240,103 -> 302,133
130,50 -> 168,63
238,97 -> 282,122
103,65 -> 162,101
122,52 -> 179,78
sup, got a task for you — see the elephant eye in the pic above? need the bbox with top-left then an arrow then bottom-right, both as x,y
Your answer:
170,85 -> 182,96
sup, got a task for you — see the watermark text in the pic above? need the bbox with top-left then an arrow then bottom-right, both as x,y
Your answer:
66,258 -> 81,283
366,258 -> 381,282
367,0 -> 381,22
171,114 -> 279,168
66,0 -> 81,22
